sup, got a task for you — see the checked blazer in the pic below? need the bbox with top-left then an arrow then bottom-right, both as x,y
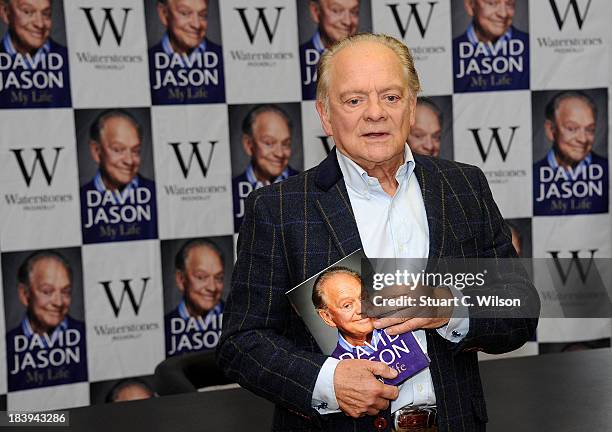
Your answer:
217,148 -> 539,432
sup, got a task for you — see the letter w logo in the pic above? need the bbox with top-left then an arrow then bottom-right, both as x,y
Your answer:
469,126 -> 518,162
100,278 -> 149,317
169,141 -> 217,178
80,7 -> 132,46
234,7 -> 284,43
549,0 -> 592,30
387,2 -> 437,38
548,249 -> 597,284
10,147 -> 63,187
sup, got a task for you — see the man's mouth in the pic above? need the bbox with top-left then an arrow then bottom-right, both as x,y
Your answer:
362,132 -> 390,138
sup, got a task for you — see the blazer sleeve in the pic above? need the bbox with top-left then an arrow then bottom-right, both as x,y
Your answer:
451,168 -> 540,355
216,188 -> 328,416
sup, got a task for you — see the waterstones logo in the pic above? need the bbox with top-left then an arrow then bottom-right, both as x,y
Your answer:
94,277 -> 158,341
537,0 -> 601,53
75,7 -> 143,69
548,249 -> 597,284
164,141 -> 227,200
100,278 -> 150,317
230,6 -> 292,67
386,2 -> 445,60
6,147 -> 73,211
469,127 -> 525,184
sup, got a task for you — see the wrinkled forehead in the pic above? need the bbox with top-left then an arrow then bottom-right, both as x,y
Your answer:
328,41 -> 409,92
556,97 -> 596,121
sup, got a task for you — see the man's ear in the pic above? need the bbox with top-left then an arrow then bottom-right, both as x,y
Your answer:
464,0 -> 475,17
408,95 -> 417,128
316,100 -> 333,137
157,2 -> 169,28
18,283 -> 29,308
0,2 -> 10,26
544,119 -> 556,142
308,0 -> 321,24
317,308 -> 337,329
90,141 -> 101,165
175,271 -> 186,294
242,134 -> 254,157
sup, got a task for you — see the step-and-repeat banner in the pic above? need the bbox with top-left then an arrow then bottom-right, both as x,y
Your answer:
0,0 -> 611,410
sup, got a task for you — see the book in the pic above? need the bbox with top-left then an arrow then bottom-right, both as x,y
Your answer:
285,249 -> 430,386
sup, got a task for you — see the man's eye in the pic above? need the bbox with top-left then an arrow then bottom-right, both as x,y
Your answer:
385,95 -> 399,102
347,99 -> 360,106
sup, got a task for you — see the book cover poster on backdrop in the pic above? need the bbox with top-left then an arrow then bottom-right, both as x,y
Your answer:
0,0 -> 71,108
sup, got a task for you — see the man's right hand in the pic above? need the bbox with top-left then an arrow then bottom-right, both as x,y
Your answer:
333,359 -> 399,418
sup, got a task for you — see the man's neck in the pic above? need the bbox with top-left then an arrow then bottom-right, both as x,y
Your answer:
345,332 -> 373,347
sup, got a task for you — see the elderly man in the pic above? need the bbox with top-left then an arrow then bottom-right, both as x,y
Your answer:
6,250 -> 87,391
232,104 -> 299,231
408,97 -> 443,158
453,0 -> 529,92
533,90 -> 608,215
149,0 -> 224,104
300,0 -> 360,100
165,238 -> 225,357
0,0 -> 71,107
80,109 -> 157,243
218,33 -> 537,431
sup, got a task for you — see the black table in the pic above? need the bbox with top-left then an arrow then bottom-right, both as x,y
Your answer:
26,348 -> 612,432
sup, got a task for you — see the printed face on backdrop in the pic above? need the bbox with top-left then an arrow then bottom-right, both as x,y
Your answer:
157,0 -> 208,55
90,116 -> 142,191
316,272 -> 374,346
464,0 -> 515,44
545,97 -> 596,168
176,244 -> 224,317
242,111 -> 292,183
18,257 -> 72,335
316,40 -> 417,170
308,0 -> 359,48
408,102 -> 441,157
111,382 -> 154,403
0,0 -> 52,54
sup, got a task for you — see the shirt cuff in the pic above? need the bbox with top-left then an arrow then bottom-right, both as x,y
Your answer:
436,285 -> 469,343
311,357 -> 341,414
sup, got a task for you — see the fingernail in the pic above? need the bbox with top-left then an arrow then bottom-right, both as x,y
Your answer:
390,368 -> 398,377
373,320 -> 381,328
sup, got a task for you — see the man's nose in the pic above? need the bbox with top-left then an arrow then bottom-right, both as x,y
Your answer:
339,11 -> 351,26
496,3 -> 510,18
364,98 -> 386,121
575,128 -> 587,143
32,13 -> 45,29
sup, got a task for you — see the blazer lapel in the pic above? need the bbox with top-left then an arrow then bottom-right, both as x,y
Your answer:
414,155 -> 446,263
314,148 -> 363,257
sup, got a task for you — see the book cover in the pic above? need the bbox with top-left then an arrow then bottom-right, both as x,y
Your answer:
286,250 -> 429,386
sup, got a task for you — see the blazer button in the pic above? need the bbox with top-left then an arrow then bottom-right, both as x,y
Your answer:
451,330 -> 462,337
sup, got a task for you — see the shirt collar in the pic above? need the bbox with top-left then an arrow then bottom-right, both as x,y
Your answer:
161,33 -> 207,66
336,144 -> 415,196
546,148 -> 592,171
337,328 -> 382,354
245,163 -> 291,188
466,23 -> 513,55
2,32 -> 50,69
93,171 -> 139,199
21,315 -> 68,348
178,298 -> 223,331
312,31 -> 325,53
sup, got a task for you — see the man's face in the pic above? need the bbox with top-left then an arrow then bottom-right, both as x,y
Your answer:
309,0 -> 359,47
545,97 -> 596,167
408,104 -> 441,157
90,116 -> 141,191
510,227 -> 522,257
464,0 -> 515,43
0,0 -> 52,55
317,273 -> 374,343
113,384 -> 153,402
157,0 -> 208,55
18,257 -> 71,335
316,41 -> 416,170
176,245 -> 224,317
243,111 -> 292,182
